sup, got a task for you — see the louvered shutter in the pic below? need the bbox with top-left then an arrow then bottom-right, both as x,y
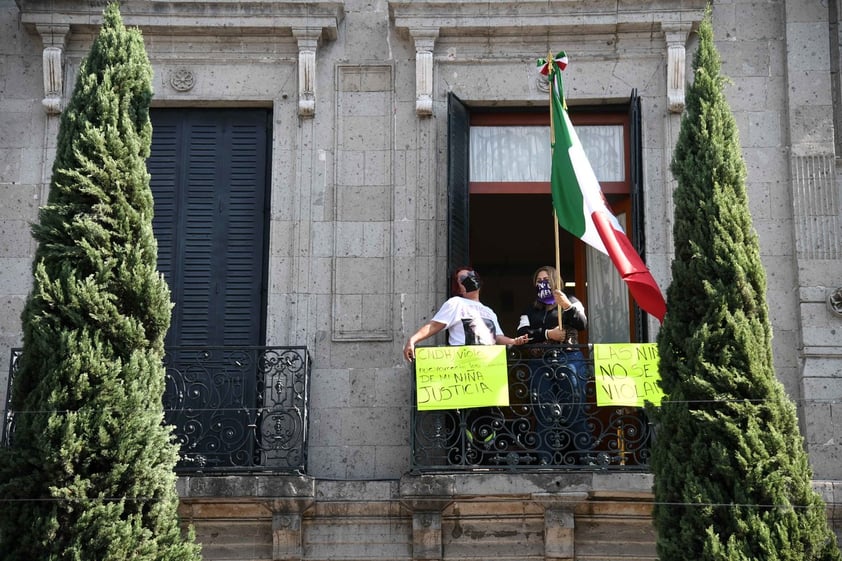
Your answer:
628,90 -> 648,341
149,109 -> 269,347
447,92 -> 470,292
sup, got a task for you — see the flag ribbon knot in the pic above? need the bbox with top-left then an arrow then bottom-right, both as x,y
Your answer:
537,51 -> 568,76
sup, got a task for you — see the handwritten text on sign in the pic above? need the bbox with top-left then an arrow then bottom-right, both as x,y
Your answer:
414,345 -> 509,411
593,343 -> 664,407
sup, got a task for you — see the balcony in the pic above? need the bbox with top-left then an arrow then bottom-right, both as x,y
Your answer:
5,344 -> 654,475
4,347 -> 311,475
411,345 -> 654,472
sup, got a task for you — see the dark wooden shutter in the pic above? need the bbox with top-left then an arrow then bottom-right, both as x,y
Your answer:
447,92 -> 470,291
628,90 -> 648,341
149,109 -> 269,347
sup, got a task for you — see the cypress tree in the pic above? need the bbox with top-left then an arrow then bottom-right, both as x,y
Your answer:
651,10 -> 841,561
0,4 -> 201,560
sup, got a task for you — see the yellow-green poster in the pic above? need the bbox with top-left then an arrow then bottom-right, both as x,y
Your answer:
414,345 -> 509,411
593,343 -> 665,407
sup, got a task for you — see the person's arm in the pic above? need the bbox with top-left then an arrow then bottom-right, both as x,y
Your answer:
554,290 -> 587,331
403,320 -> 446,362
561,300 -> 587,331
496,333 -> 529,346
516,311 -> 548,342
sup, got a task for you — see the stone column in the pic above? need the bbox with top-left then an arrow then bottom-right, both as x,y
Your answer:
663,23 -> 692,114
36,24 -> 70,115
408,28 -> 438,116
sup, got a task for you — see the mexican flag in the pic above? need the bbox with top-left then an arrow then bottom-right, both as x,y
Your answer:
540,52 -> 667,322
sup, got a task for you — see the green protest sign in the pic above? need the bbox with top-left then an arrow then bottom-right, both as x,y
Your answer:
593,343 -> 664,407
414,345 -> 510,411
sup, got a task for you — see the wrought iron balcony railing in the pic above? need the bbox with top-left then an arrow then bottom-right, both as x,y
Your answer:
410,345 -> 654,472
4,346 -> 311,475
6,344 -> 654,476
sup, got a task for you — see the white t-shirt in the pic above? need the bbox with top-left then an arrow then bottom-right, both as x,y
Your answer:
431,296 -> 504,346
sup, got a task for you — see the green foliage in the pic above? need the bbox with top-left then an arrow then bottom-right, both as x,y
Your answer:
652,9 -> 841,561
0,4 -> 200,560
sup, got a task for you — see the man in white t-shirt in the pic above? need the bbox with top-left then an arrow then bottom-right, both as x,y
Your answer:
403,267 -> 528,361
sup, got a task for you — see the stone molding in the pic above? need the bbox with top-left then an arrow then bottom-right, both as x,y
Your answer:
390,0 -> 704,116
18,1 -> 344,37
19,1 -> 344,116
389,0 -> 706,36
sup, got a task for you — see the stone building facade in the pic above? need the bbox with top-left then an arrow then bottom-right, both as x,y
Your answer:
1,0 -> 840,559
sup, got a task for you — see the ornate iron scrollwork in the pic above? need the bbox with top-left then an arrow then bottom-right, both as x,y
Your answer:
163,346 -> 310,474
410,345 -> 654,472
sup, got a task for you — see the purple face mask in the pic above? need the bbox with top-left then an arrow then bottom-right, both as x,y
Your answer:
536,279 -> 555,305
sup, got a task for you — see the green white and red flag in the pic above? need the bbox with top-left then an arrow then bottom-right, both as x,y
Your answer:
539,52 -> 667,322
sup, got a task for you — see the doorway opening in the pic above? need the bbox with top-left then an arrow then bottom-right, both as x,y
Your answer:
469,193 -> 582,340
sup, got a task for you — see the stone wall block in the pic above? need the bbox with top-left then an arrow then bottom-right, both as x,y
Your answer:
411,511 -> 442,560
308,368 -> 350,410
269,220 -> 296,258
735,2 -> 784,41
334,257 -> 388,293
745,111 -> 783,148
544,508 -> 575,561
310,220 -> 333,257
0,148 -> 22,184
789,70 -> 833,110
718,40 -> 771,78
191,520 -> 273,561
0,293 -> 26,334
802,326 -> 842,348
0,220 -> 34,258
269,256 -> 295,295
786,23 -> 831,71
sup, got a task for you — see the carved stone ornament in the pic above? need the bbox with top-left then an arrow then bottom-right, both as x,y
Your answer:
170,68 -> 195,92
409,28 -> 438,116
664,24 -> 692,113
828,287 -> 842,318
36,24 -> 70,115
293,28 -> 321,117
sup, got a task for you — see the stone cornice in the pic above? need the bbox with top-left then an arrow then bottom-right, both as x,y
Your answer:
389,0 -> 705,37
17,0 -> 345,39
389,0 -> 705,116
19,0 -> 344,116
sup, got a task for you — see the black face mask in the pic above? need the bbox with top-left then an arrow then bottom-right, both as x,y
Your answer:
460,271 -> 481,292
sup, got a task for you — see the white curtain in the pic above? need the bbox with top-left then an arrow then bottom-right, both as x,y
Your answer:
586,211 -> 630,343
470,125 -> 624,182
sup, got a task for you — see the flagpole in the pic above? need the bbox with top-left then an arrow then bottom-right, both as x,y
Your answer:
548,52 -> 563,330
553,210 -> 562,330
